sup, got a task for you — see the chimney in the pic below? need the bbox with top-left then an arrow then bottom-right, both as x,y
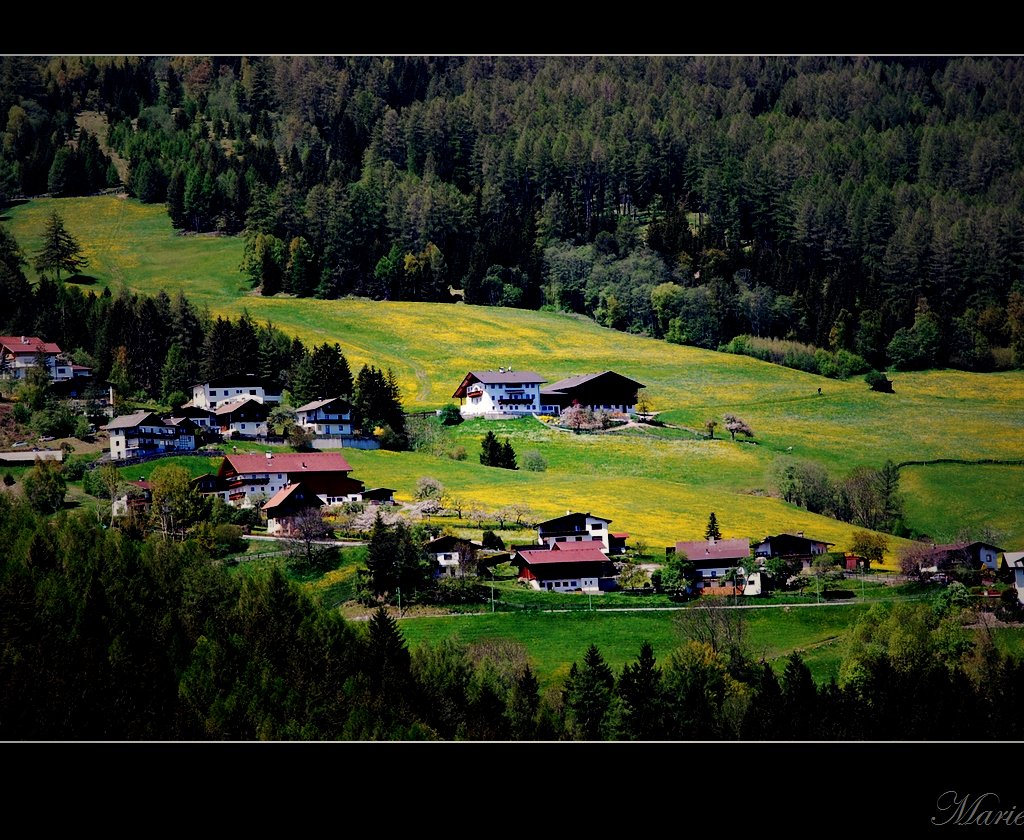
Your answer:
265,451 -> 272,462
499,367 -> 505,373
21,336 -> 26,344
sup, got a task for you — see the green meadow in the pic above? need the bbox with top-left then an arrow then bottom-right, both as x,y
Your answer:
5,196 -> 1024,553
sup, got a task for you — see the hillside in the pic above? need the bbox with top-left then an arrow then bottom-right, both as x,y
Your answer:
5,196 -> 1024,552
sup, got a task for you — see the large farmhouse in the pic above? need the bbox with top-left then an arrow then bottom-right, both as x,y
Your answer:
188,374 -> 282,411
671,536 -> 752,588
512,542 -> 617,593
197,451 -> 364,507
102,411 -> 197,461
452,369 -> 546,418
539,371 -> 646,415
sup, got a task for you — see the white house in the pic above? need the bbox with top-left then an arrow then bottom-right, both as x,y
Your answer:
451,369 -> 545,418
294,397 -> 353,436
102,411 -> 197,461
188,374 -> 282,411
513,543 -> 616,593
1005,551 -> 1024,605
425,535 -> 483,578
671,537 -> 752,589
0,335 -> 72,382
197,451 -> 365,508
535,511 -> 614,553
214,397 -> 270,438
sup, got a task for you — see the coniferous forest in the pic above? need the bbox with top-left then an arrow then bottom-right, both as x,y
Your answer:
2,55 -> 1024,372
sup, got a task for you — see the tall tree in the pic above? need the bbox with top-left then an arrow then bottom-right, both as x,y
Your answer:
34,210 -> 87,280
705,511 -> 722,540
563,644 -> 615,740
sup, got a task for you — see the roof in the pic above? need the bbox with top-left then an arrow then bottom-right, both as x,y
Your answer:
262,482 -> 324,512
452,369 -> 545,398
537,511 -> 611,529
759,533 -> 835,546
928,541 -> 1005,557
675,538 -> 751,563
222,452 -> 353,476
102,410 -> 164,430
611,532 -> 629,539
71,364 -> 92,371
295,397 -> 351,412
545,540 -> 605,552
214,397 -> 268,416
0,336 -> 62,355
193,373 -> 280,390
516,546 -> 610,565
1005,551 -> 1024,568
541,370 -> 646,393
426,535 -> 483,552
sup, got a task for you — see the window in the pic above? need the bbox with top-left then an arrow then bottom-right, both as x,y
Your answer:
571,581 -> 577,587
249,389 -> 257,395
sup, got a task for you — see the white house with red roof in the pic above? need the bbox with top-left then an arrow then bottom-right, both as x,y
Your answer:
294,397 -> 353,435
451,368 -> 546,418
0,335 -> 72,382
102,411 -> 197,461
671,536 -> 752,588
202,451 -> 364,507
513,542 -> 617,592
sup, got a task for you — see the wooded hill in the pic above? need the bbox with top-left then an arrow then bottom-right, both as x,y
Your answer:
3,56 -> 1024,371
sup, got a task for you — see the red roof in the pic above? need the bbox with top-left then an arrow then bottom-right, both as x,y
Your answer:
547,540 -> 605,552
517,546 -> 609,565
611,532 -> 629,539
0,336 -> 62,355
675,538 -> 751,563
222,452 -> 352,476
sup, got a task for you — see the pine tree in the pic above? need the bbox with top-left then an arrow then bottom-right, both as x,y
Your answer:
33,210 -> 87,280
499,439 -> 517,470
705,511 -> 722,540
480,430 -> 501,466
615,641 -> 664,740
563,644 -> 615,740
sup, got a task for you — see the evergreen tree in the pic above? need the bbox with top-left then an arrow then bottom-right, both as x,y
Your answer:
479,430 -> 501,467
499,439 -> 517,470
563,644 -> 615,740
704,511 -> 722,540
33,210 -> 87,280
615,641 -> 664,740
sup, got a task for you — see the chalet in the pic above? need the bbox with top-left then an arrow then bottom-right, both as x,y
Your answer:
538,371 -> 646,416
1004,551 -> 1024,605
172,403 -> 217,430
203,451 -> 364,507
102,411 -> 197,461
513,542 -> 617,593
670,537 -> 752,588
188,374 -> 282,411
262,482 -> 324,536
0,335 -> 71,382
215,397 -> 271,438
923,541 -> 1005,572
754,532 -> 834,567
425,535 -> 483,578
535,511 -> 622,553
294,397 -> 353,436
452,369 -> 545,418
111,479 -> 152,518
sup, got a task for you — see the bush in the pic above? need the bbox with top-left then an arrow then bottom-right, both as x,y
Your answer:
521,450 -> 547,472
481,530 -> 505,550
447,445 -> 467,461
438,404 -> 463,426
2,472 -> 14,487
61,458 -> 87,481
865,370 -> 894,393
213,523 -> 246,556
422,576 -> 487,605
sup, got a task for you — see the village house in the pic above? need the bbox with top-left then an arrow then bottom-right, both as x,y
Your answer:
534,511 -> 627,555
198,451 -> 364,507
0,335 -> 75,382
102,410 -> 197,461
538,370 -> 646,416
512,542 -> 617,593
294,397 -> 353,436
451,369 -> 546,418
1004,551 -> 1024,605
214,397 -> 271,438
360,487 -> 396,505
922,540 -> 1005,573
262,481 -> 324,536
187,373 -> 282,411
171,403 -> 217,431
753,532 -> 835,570
425,534 -> 484,578
670,536 -> 752,589
111,479 -> 153,518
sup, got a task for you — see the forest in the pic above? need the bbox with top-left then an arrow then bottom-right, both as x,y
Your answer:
2,55 -> 1024,372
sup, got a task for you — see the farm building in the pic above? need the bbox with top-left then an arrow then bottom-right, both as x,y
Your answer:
262,482 -> 324,536
538,370 -> 646,415
198,451 -> 364,507
512,542 -> 617,593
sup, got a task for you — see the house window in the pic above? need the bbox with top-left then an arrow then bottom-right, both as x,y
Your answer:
240,424 -> 246,429
249,389 -> 257,395
571,581 -> 577,587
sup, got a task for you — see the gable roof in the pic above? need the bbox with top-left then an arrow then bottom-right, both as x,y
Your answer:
425,535 -> 483,553
537,511 -> 612,530
1005,551 -> 1024,568
193,373 -> 280,390
516,545 -> 610,565
759,533 -> 835,547
0,336 -> 62,355
221,452 -> 353,476
675,538 -> 751,563
452,370 -> 545,398
262,481 -> 324,513
541,370 -> 646,394
214,397 -> 269,416
102,410 -> 165,430
295,397 -> 352,413
545,539 -> 606,552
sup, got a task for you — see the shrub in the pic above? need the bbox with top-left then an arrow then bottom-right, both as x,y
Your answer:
447,445 -> 467,461
481,530 -> 505,550
521,450 -> 547,472
61,458 -> 87,481
2,471 -> 14,487
438,403 -> 463,426
865,370 -> 894,393
213,523 -> 245,556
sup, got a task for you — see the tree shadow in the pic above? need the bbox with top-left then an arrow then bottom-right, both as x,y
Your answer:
67,274 -> 98,285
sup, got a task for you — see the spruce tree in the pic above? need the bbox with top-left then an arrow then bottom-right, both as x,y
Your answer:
705,511 -> 722,540
480,430 -> 501,466
33,210 -> 87,280
500,439 -> 517,470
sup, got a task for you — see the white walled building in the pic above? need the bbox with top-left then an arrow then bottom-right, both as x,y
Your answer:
102,411 -> 197,461
0,335 -> 71,382
451,369 -> 545,418
294,397 -> 353,435
189,374 -> 282,411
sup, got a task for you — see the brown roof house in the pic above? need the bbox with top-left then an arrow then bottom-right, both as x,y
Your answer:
512,542 -> 617,593
262,482 -> 325,536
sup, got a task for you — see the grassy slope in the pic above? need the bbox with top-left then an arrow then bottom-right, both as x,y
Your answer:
5,197 -> 1024,553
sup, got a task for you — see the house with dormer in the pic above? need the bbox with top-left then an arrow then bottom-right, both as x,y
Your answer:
201,451 -> 364,507
0,335 -> 72,382
451,369 -> 546,418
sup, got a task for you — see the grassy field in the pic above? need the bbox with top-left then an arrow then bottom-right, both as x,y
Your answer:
4,196 -> 1023,551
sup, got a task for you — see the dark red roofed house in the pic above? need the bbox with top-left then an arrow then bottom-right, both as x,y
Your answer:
538,370 -> 646,416
206,451 -> 364,507
513,542 -> 617,593
671,537 -> 752,590
452,368 -> 545,418
0,335 -> 67,382
262,482 -> 324,536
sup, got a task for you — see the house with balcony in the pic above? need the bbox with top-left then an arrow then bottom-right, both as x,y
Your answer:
538,371 -> 646,416
451,368 -> 545,418
0,335 -> 72,382
187,373 -> 282,411
535,511 -> 627,554
294,397 -> 353,436
201,451 -> 364,507
215,397 -> 271,438
102,411 -> 197,461
669,536 -> 752,590
512,542 -> 617,593
262,481 -> 325,536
